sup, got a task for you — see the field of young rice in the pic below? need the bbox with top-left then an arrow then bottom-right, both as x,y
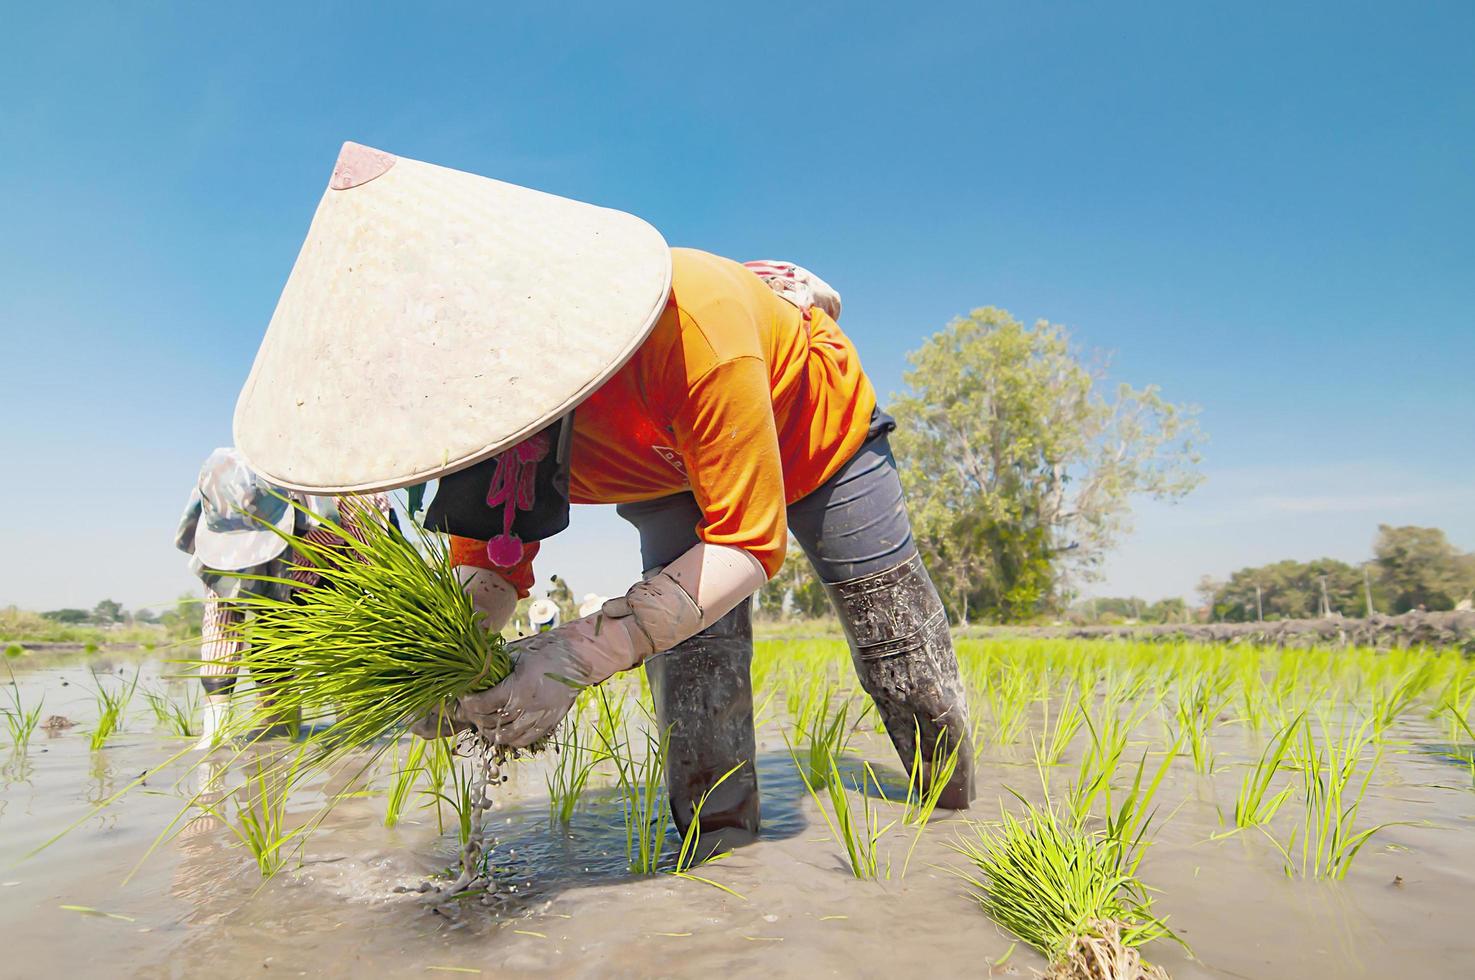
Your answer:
2,638 -> 1473,978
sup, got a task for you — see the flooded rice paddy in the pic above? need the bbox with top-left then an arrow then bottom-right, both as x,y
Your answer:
2,639 -> 1474,979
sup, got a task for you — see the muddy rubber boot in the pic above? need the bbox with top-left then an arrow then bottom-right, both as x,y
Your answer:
825,553 -> 975,809
644,598 -> 761,856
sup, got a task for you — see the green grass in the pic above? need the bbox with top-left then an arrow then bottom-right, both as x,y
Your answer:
4,644 -> 24,659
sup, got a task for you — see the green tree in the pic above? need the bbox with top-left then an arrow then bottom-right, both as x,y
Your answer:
757,541 -> 830,619
42,608 -> 92,625
91,599 -> 124,625
1373,525 -> 1475,612
891,307 -> 1202,622
1205,558 -> 1368,621
158,594 -> 203,641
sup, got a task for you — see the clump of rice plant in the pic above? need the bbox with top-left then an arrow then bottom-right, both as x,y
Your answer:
901,723 -> 964,875
4,644 -> 24,659
88,670 -> 138,751
802,689 -> 858,789
144,687 -> 199,738
1036,689 -> 1087,767
546,716 -> 598,824
4,672 -> 44,751
1224,715 -> 1300,830
1369,657 -> 1439,737
790,740 -> 894,880
1273,715 -> 1408,879
232,750 -> 308,877
670,762 -> 747,898
214,501 -> 524,765
1172,668 -> 1231,775
594,692 -> 670,875
425,751 -> 483,849
950,790 -> 1176,979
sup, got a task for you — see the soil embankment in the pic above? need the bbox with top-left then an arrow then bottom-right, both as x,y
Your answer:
973,609 -> 1475,651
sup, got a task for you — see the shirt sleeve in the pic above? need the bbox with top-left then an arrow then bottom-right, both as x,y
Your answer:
669,356 -> 787,578
448,536 -> 539,599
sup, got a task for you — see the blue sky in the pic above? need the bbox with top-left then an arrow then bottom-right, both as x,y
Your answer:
2,2 -> 1471,612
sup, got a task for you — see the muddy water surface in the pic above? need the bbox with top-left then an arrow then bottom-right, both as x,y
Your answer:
2,648 -> 1473,979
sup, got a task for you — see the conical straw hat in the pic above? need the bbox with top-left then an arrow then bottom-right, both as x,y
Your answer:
234,142 -> 672,493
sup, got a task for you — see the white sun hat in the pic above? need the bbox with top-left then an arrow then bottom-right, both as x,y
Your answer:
234,142 -> 672,493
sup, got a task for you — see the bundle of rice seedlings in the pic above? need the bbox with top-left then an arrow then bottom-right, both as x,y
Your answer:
950,793 -> 1178,980
211,500 -> 525,766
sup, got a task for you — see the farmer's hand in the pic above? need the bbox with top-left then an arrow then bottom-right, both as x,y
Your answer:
456,608 -> 650,747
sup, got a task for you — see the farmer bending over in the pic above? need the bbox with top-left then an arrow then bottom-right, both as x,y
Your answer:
231,142 -> 974,844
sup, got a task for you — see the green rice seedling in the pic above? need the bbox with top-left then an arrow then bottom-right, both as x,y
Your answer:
1173,666 -> 1233,774
4,644 -> 24,659
421,736 -> 454,834
215,501 -> 526,770
1436,660 -> 1475,743
1035,687 -> 1086,767
203,748 -> 310,878
1445,708 -> 1475,784
1223,715 -> 1300,831
1071,736 -> 1179,876
984,653 -> 1035,749
384,737 -> 426,828
900,723 -> 964,875
144,687 -> 199,738
670,762 -> 747,898
1369,656 -> 1439,737
589,683 -> 630,765
803,690 -> 859,789
1277,715 -> 1405,879
949,793 -> 1176,974
790,739 -> 894,880
3,672 -> 44,751
88,670 -> 138,751
425,753 -> 481,848
546,717 -> 598,823
597,706 -> 670,875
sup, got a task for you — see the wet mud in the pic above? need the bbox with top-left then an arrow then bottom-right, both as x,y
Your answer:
1,649 -> 1473,979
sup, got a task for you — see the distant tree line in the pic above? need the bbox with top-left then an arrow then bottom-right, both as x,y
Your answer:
1196,525 -> 1475,622
37,595 -> 202,639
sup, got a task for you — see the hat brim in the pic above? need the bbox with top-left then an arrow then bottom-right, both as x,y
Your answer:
192,503 -> 295,572
233,145 -> 672,494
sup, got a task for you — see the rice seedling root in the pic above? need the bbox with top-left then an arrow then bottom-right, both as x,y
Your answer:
1045,920 -> 1171,980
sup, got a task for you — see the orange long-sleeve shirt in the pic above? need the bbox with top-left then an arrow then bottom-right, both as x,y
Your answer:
455,248 -> 876,589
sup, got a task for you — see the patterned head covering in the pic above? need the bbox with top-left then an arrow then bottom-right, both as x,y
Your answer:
743,260 -> 843,321
175,447 -> 296,572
